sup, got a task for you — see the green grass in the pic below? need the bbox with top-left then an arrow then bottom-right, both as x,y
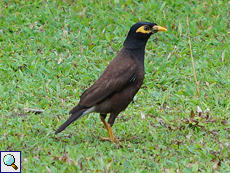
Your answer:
1,0 -> 230,172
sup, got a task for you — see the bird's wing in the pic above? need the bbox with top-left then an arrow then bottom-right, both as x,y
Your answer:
79,61 -> 137,107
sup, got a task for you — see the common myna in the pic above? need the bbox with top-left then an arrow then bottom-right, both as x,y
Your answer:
55,22 -> 167,142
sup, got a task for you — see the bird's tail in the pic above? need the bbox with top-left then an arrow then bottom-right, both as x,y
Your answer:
55,106 -> 95,134
55,107 -> 86,134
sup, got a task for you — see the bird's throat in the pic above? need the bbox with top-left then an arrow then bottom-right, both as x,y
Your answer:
123,46 -> 145,65
123,38 -> 148,50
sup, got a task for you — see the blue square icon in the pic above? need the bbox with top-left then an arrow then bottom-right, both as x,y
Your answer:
0,151 -> 21,173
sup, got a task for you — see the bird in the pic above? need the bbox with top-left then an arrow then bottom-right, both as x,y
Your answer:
55,22 -> 167,142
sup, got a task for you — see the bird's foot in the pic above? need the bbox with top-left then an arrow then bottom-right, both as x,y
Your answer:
100,136 -> 121,143
100,136 -> 111,141
100,136 -> 123,148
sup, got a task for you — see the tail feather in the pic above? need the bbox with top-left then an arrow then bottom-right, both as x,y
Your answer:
55,109 -> 86,134
55,106 -> 96,134
69,105 -> 81,114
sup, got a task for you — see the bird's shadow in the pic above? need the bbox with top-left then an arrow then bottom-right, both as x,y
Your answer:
53,131 -> 149,148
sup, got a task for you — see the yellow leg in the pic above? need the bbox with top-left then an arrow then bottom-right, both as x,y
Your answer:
100,116 -> 115,142
107,124 -> 115,142
100,115 -> 108,130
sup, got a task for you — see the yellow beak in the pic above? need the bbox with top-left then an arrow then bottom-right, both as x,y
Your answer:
152,25 -> 167,32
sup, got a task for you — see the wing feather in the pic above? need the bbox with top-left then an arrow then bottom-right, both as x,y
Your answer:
79,59 -> 136,107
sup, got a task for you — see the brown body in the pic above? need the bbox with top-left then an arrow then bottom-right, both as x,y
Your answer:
55,22 -> 167,141
68,47 -> 145,126
84,48 -> 144,124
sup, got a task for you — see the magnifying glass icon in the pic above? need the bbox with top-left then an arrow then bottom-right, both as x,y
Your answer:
3,154 -> 18,170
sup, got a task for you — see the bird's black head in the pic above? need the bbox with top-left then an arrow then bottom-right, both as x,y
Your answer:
123,22 -> 167,49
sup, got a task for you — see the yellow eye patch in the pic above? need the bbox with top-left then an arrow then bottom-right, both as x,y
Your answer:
136,25 -> 151,34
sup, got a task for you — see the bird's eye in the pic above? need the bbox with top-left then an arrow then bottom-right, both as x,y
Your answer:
144,26 -> 149,31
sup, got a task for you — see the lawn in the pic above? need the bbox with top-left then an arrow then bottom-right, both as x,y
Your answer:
0,0 -> 230,172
